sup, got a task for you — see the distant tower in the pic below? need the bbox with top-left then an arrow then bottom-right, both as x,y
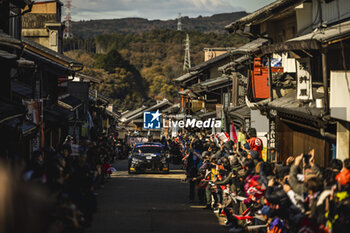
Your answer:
183,33 -> 191,71
63,1 -> 73,39
177,13 -> 182,31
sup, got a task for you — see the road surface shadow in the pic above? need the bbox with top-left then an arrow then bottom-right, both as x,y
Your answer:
87,160 -> 227,233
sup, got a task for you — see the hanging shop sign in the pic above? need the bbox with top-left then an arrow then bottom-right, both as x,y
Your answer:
296,58 -> 313,101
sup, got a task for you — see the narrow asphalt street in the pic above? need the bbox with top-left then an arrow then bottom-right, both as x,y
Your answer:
87,160 -> 227,233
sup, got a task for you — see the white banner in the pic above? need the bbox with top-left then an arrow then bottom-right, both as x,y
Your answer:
296,58 -> 313,100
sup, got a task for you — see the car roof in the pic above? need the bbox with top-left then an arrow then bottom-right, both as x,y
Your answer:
135,142 -> 163,148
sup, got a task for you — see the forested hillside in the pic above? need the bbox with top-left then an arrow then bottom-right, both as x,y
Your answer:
71,12 -> 247,38
65,30 -> 247,111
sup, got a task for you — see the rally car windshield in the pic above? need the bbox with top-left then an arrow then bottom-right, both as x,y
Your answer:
136,146 -> 162,154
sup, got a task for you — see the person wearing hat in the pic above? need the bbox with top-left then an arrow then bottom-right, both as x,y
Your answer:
259,205 -> 270,222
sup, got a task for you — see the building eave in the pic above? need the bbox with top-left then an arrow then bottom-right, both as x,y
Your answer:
225,0 -> 305,33
259,21 -> 350,55
22,39 -> 83,72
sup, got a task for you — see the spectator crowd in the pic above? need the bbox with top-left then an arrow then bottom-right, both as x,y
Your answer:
0,131 -> 123,233
170,128 -> 350,233
1,126 -> 350,233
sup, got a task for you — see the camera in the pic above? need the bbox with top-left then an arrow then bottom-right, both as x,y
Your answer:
303,153 -> 311,164
284,178 -> 289,185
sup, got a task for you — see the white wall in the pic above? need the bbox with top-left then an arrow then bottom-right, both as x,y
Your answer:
250,109 -> 269,148
330,71 -> 350,122
331,71 -> 350,161
296,2 -> 313,35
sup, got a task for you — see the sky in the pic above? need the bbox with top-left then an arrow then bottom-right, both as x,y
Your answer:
66,0 -> 275,21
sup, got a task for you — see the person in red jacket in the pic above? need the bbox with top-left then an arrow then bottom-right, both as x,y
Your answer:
246,128 -> 263,158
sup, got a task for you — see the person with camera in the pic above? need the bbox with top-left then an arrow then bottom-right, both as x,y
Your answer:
287,149 -> 322,197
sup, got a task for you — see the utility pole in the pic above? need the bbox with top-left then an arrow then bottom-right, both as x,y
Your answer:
183,33 -> 191,71
177,13 -> 182,31
63,1 -> 73,39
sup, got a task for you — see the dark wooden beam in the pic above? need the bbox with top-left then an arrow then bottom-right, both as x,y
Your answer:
322,46 -> 329,115
268,56 -> 273,101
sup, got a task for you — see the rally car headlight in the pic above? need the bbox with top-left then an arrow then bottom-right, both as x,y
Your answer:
132,158 -> 142,163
